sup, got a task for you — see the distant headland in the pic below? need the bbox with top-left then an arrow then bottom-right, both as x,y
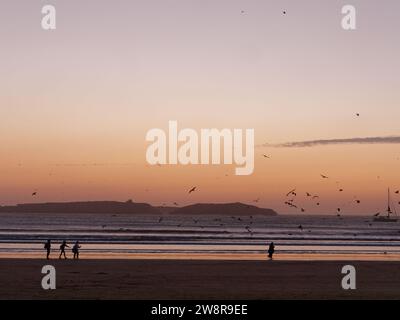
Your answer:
0,201 -> 278,216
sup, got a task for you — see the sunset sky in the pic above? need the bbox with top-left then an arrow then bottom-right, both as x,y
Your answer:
1,0 -> 400,214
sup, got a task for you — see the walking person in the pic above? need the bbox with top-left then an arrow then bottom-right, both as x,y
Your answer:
72,241 -> 81,260
268,242 -> 275,259
44,239 -> 51,260
59,240 -> 69,259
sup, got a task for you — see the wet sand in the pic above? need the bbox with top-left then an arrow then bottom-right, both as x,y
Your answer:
0,259 -> 400,299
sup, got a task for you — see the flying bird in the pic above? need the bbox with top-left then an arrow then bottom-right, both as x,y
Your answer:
373,212 -> 380,217
320,174 -> 329,179
32,192 -> 37,196
356,113 -> 360,117
301,208 -> 305,212
395,190 -> 399,194
306,192 -> 312,197
355,200 -> 361,204
283,10 -> 286,14
263,154 -> 271,158
188,187 -> 197,194
286,188 -> 296,197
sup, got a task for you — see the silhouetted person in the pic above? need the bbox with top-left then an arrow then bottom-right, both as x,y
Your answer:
44,239 -> 51,260
72,241 -> 81,260
268,242 -> 275,259
59,240 -> 69,259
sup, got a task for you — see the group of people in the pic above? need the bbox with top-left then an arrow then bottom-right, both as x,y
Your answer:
44,240 -> 81,260
43,240 -> 275,260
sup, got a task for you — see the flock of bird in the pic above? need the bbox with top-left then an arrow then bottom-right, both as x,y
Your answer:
282,174 -> 400,220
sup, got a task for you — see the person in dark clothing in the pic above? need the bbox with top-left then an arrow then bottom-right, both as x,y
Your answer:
59,240 -> 69,259
72,241 -> 81,260
44,239 -> 51,260
268,242 -> 275,259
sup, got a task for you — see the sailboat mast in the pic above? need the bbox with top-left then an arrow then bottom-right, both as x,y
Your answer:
387,188 -> 391,217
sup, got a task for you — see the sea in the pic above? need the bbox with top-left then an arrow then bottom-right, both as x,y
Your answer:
1,212 -> 400,260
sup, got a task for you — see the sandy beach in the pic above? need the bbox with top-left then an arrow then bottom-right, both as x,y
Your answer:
1,259 -> 399,300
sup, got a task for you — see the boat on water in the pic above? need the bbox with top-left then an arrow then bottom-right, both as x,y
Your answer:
373,188 -> 398,222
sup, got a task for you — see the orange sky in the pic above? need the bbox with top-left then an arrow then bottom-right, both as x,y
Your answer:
1,0 -> 400,214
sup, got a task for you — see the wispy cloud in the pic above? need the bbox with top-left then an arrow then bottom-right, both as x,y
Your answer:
260,136 -> 400,148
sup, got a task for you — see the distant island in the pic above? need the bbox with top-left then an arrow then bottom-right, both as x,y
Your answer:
0,201 -> 159,215
170,202 -> 277,216
0,201 -> 278,216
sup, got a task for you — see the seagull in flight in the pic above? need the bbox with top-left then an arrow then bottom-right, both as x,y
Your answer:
286,188 -> 296,197
320,174 -> 329,179
188,187 -> 197,194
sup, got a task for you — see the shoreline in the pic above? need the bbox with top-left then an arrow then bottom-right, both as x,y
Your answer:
1,252 -> 400,261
